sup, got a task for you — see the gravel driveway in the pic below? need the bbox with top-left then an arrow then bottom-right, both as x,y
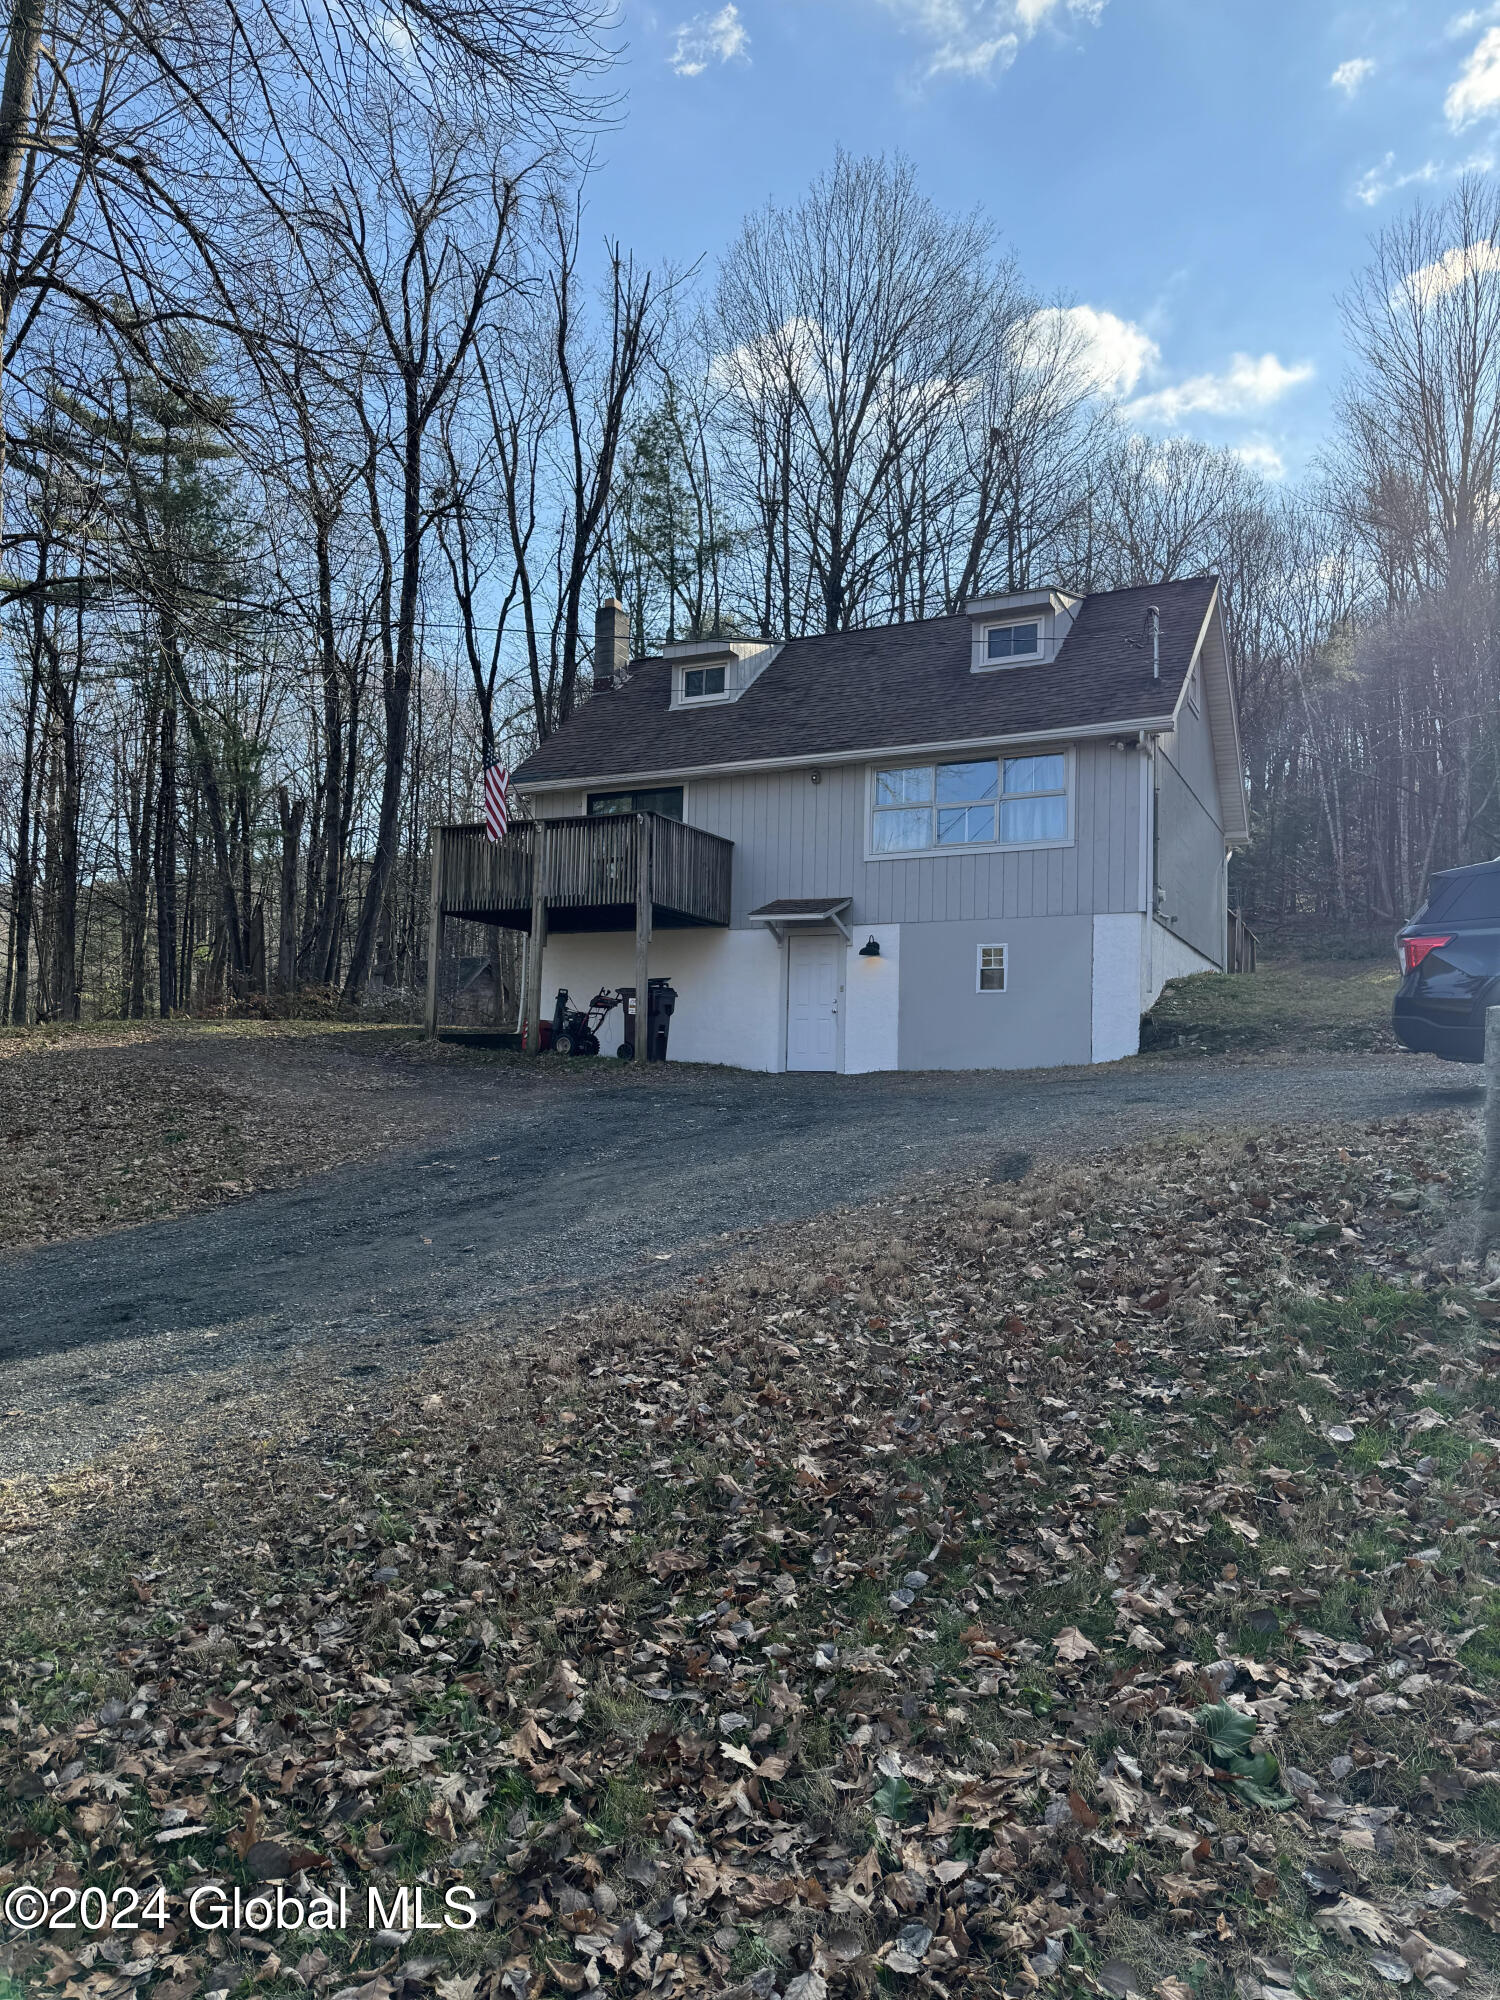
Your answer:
0,1050 -> 1476,1477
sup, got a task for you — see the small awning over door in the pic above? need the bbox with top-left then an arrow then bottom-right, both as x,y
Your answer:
747,897 -> 852,943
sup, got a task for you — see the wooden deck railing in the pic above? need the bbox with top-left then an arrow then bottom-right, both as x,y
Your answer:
433,813 -> 732,928
1227,907 -> 1259,974
426,811 -> 734,1054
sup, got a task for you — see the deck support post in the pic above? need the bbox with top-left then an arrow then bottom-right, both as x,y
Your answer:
634,813 -> 651,1065
423,836 -> 443,1038
524,823 -> 550,1055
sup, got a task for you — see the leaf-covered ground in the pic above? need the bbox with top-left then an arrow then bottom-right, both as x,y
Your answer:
0,1025 -> 455,1252
4,1114 -> 1500,2000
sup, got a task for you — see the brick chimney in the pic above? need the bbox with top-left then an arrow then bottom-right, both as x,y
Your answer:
593,599 -> 630,690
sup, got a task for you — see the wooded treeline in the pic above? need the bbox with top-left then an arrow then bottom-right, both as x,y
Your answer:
0,5 -> 1496,1021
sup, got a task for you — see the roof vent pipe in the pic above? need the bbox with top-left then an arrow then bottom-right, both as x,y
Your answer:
593,599 -> 631,690
1146,604 -> 1160,680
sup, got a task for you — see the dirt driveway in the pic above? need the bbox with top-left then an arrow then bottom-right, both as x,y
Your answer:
0,1042 -> 1478,1477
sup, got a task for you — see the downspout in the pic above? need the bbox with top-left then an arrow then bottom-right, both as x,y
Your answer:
1137,731 -> 1155,919
1139,731 -> 1156,1012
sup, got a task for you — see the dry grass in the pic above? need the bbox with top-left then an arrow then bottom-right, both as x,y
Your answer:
1141,953 -> 1401,1059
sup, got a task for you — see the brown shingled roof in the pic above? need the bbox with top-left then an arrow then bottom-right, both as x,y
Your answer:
512,578 -> 1219,789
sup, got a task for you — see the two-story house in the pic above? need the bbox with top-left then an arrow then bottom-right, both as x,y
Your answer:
429,577 -> 1246,1072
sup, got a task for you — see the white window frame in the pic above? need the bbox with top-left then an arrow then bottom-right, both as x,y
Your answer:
975,616 -> 1045,672
977,943 -> 1008,993
864,748 -> 1074,861
1184,668 -> 1201,718
677,662 -> 732,705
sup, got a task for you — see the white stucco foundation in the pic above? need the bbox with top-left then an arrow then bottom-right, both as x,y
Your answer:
533,908 -> 1215,1077
1144,916 -> 1219,1009
1091,913 -> 1145,1063
842,925 -> 900,1073
538,928 -> 786,1071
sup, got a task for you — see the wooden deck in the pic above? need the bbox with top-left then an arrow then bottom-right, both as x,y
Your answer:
425,812 -> 733,1056
433,814 -> 732,931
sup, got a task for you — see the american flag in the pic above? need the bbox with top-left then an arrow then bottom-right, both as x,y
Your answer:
482,747 -> 510,843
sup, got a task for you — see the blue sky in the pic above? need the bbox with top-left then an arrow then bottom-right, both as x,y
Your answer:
582,0 -> 1500,480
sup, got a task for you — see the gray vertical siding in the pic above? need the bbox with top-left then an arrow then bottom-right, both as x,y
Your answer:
1155,689 -> 1227,967
679,739 -> 1143,928
1158,685 -> 1222,816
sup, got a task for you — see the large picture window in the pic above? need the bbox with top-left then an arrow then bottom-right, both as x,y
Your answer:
871,754 -> 1067,854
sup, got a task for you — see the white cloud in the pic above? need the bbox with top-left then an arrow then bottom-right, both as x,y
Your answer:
1449,7 -> 1500,37
714,316 -> 824,401
1330,57 -> 1374,96
1353,151 -> 1445,205
1122,352 -> 1314,425
1400,239 -> 1500,305
1017,304 -> 1159,396
1447,26 -> 1500,126
928,29 -> 1018,78
1353,145 -> 1495,205
668,3 -> 749,77
875,0 -> 1105,83
1233,439 -> 1287,480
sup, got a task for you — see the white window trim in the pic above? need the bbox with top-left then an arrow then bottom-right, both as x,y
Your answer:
676,663 -> 733,706
974,615 -> 1046,673
862,747 -> 1075,862
977,943 -> 1008,994
1184,668 -> 1201,718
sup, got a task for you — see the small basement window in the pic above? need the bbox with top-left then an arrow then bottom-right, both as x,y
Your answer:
985,621 -> 1039,664
977,944 -> 1007,992
683,664 -> 726,698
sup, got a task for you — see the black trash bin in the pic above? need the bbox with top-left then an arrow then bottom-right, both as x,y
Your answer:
646,977 -> 676,1061
616,978 -> 677,1061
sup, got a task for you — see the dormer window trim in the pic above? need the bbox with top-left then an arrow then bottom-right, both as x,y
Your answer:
965,587 -> 1079,676
666,638 -> 783,710
980,617 -> 1042,668
682,663 -> 729,702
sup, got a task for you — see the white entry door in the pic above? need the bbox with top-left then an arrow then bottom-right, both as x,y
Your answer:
787,934 -> 841,1072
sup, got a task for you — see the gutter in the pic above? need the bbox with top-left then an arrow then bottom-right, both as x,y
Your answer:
513,712 -> 1180,797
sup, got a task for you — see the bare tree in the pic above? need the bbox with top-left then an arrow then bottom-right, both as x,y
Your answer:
1078,430 -> 1260,589
1339,174 -> 1500,602
716,151 -> 992,634
297,108 -> 514,1000
484,196 -> 661,737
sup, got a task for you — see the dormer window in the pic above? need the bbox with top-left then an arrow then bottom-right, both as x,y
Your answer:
666,639 -> 780,708
966,589 -> 1079,673
985,621 -> 1039,664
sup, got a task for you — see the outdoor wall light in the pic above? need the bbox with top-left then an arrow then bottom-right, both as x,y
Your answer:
859,936 -> 881,957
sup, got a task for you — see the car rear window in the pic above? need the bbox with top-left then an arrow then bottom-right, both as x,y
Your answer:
1417,871 -> 1500,923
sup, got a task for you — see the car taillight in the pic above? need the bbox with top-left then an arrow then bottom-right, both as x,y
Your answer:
1400,935 -> 1453,974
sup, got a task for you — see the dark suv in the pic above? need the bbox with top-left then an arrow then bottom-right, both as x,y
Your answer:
1393,858 -> 1500,1062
